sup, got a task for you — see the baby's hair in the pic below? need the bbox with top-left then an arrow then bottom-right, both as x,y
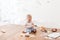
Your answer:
27,14 -> 32,16
27,14 -> 32,18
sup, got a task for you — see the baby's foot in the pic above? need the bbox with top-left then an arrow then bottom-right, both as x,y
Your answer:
22,31 -> 26,33
25,33 -> 30,37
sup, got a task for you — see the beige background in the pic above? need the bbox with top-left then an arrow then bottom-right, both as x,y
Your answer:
0,0 -> 60,28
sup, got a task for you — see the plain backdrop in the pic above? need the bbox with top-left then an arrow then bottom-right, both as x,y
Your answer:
0,0 -> 60,28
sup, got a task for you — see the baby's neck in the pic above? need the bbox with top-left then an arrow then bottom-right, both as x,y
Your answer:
27,21 -> 32,23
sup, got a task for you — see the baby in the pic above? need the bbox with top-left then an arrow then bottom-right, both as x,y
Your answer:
24,14 -> 36,34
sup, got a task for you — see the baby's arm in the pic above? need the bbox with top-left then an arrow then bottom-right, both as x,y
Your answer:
25,24 -> 27,28
32,23 -> 35,27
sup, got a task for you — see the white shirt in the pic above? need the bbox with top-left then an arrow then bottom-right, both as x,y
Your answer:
25,22 -> 33,28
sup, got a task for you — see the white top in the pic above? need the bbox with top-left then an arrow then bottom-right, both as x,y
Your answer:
25,22 -> 33,28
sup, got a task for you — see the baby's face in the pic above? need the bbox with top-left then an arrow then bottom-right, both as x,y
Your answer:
27,15 -> 32,21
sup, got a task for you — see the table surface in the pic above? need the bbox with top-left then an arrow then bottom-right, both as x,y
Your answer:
7,27 -> 60,40
19,27 -> 60,40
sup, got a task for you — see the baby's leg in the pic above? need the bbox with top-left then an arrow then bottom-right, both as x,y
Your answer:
26,28 -> 31,33
31,28 -> 37,34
